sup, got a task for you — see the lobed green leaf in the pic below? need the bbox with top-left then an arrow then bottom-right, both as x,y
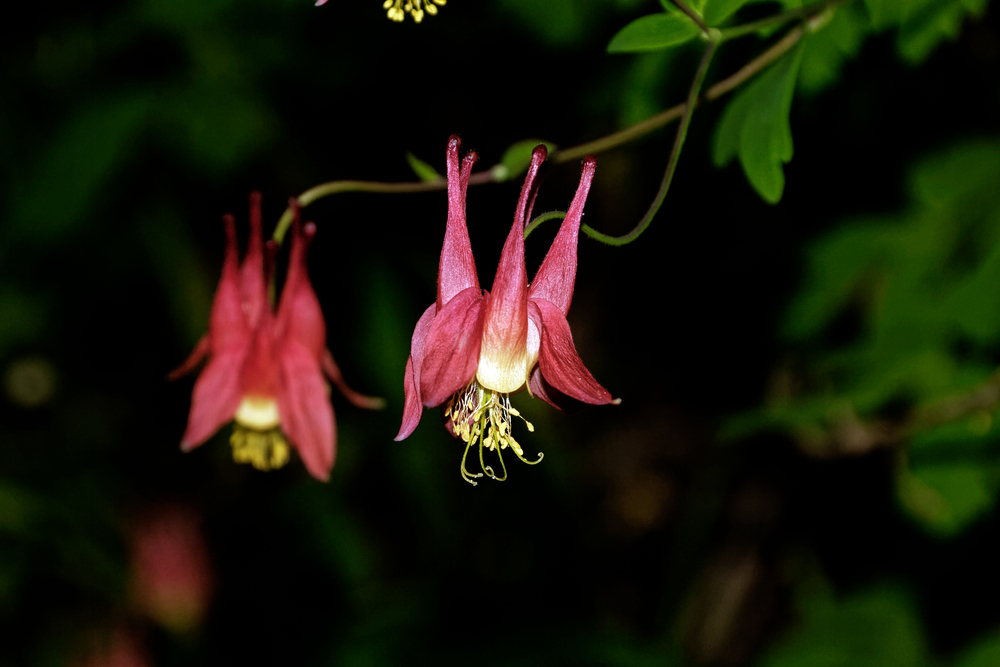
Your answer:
713,41 -> 805,204
607,13 -> 701,53
496,138 -> 558,182
405,152 -> 443,182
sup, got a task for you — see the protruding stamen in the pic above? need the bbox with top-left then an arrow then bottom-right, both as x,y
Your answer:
444,379 -> 544,484
460,440 -> 482,486
230,426 -> 290,471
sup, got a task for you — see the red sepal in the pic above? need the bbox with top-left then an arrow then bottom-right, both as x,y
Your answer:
419,286 -> 486,407
533,297 -> 614,405
278,340 -> 335,481
528,156 -> 596,315
395,302 -> 437,440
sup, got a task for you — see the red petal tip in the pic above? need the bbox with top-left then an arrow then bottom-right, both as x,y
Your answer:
612,397 -> 622,405
582,154 -> 596,169
302,222 -> 317,240
448,135 -> 461,151
249,191 -> 263,206
532,144 -> 548,162
463,151 -> 479,167
315,0 -> 327,5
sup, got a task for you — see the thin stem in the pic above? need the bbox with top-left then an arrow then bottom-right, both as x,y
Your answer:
272,170 -> 500,244
719,0 -> 843,41
523,211 -> 566,240
271,2 -> 829,244
581,38 -> 719,246
670,0 -> 709,33
552,24 -> 806,164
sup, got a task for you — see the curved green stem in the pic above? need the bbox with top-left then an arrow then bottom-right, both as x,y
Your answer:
719,0 -> 844,41
272,169 -> 501,244
271,1 -> 835,245
551,0 -> 836,165
523,211 -> 567,240
580,38 -> 719,246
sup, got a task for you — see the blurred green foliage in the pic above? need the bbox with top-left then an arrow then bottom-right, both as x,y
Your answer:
2,0 -> 1000,665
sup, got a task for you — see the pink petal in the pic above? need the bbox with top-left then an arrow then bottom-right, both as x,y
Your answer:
209,214 -> 248,352
239,308 -> 280,397
180,344 -> 247,451
528,155 -> 596,315
396,356 -> 421,441
515,145 -> 547,230
419,286 -> 486,407
240,192 -> 268,330
321,349 -> 384,410
479,218 -> 529,389
278,340 -> 336,481
528,365 -> 579,413
395,302 -> 437,440
437,135 -> 480,309
275,212 -> 326,360
532,297 -> 614,405
476,147 -> 547,392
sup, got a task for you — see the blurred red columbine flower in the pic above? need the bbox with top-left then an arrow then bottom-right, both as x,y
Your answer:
70,628 -> 151,667
130,505 -> 212,635
171,193 -> 382,481
395,135 -> 617,484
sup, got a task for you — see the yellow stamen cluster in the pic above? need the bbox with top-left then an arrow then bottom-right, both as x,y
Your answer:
383,0 -> 445,22
445,379 -> 543,486
230,426 -> 290,471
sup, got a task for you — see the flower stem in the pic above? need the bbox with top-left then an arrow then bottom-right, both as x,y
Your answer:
523,211 -> 567,240
551,21 -> 811,164
579,38 -> 719,246
670,0 -> 708,33
718,0 -> 845,41
271,170 -> 501,244
272,1 -> 836,245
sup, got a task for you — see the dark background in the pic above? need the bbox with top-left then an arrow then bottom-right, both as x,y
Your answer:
2,0 -> 1000,665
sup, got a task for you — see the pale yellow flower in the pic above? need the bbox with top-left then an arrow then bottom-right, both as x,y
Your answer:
383,0 -> 446,22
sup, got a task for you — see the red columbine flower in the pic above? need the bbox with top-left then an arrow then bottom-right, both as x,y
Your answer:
130,505 -> 213,635
395,135 -> 617,485
171,193 -> 382,481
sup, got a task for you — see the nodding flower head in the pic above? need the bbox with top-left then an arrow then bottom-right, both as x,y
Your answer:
395,135 -> 617,485
171,194 -> 383,481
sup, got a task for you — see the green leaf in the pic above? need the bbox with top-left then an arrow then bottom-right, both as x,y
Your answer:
798,3 -> 868,93
863,0 -> 908,30
713,41 -> 805,204
897,462 -> 997,537
759,584 -> 926,667
405,152 -> 442,182
607,13 -> 701,53
955,632 -> 1000,667
864,0 -> 987,63
12,93 -> 151,241
618,50 -> 678,127
897,2 -> 966,63
703,0 -> 754,25
157,84 -> 274,174
495,139 -> 557,182
780,218 -> 899,339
